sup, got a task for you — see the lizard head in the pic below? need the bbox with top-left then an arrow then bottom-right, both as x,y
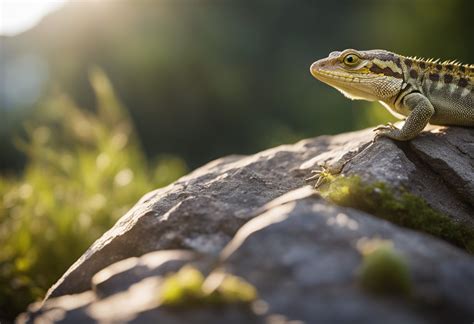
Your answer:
310,49 -> 404,102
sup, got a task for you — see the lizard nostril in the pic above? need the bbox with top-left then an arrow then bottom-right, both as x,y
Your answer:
310,62 -> 321,78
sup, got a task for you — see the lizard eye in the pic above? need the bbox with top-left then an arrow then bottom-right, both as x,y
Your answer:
343,54 -> 360,66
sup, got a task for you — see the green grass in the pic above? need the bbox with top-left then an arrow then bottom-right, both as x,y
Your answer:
0,69 -> 187,319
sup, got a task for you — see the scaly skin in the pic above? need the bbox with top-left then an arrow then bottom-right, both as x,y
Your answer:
310,49 -> 474,141
306,49 -> 473,187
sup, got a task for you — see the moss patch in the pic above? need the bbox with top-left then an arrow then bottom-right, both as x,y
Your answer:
319,175 -> 474,252
159,266 -> 257,307
357,239 -> 412,295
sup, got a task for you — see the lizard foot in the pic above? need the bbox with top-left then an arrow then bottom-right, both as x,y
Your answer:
305,163 -> 337,188
373,122 -> 399,141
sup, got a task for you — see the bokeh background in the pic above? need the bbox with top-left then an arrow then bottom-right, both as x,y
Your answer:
1,0 -> 472,320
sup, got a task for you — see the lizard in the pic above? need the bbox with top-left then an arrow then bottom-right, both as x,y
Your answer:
306,49 -> 473,186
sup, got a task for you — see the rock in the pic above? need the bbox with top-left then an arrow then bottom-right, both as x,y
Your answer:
91,250 -> 200,298
44,132 -> 335,298
19,126 -> 474,323
20,250 -> 267,324
342,128 -> 474,226
220,189 -> 474,324
19,188 -> 474,324
409,127 -> 474,206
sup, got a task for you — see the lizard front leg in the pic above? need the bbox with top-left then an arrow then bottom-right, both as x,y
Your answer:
375,92 -> 434,141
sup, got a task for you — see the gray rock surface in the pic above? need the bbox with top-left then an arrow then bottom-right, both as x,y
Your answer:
18,126 -> 474,323
221,189 -> 474,324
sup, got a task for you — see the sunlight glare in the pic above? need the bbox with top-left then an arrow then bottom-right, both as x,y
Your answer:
0,0 -> 68,36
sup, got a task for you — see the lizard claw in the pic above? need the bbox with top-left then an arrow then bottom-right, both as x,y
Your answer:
305,163 -> 333,188
305,169 -> 323,181
373,122 -> 399,141
373,122 -> 398,133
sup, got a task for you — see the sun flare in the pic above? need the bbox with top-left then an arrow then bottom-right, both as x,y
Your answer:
0,0 -> 68,36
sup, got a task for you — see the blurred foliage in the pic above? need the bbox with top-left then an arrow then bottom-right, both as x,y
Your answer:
0,69 -> 187,319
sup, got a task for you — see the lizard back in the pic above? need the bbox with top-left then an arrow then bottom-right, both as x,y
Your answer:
400,57 -> 474,126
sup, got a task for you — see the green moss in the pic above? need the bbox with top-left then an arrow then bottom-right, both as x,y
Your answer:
159,266 -> 257,307
358,241 -> 412,295
319,175 -> 474,252
215,273 -> 258,303
160,266 -> 206,305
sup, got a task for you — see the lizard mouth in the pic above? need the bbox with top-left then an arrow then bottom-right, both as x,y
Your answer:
310,62 -> 380,101
310,62 -> 371,83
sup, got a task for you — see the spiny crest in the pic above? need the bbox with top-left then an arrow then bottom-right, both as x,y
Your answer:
442,59 -> 461,65
426,58 -> 440,64
406,55 -> 474,74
